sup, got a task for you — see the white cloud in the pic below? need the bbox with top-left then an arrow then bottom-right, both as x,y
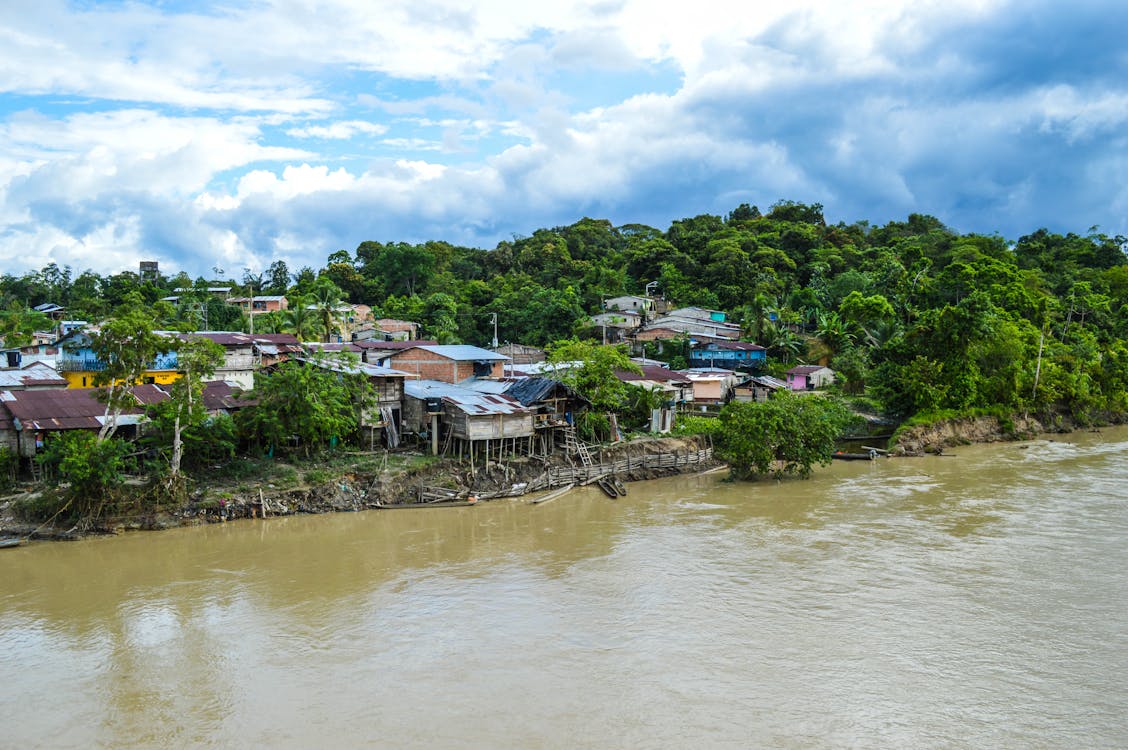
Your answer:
286,121 -> 389,139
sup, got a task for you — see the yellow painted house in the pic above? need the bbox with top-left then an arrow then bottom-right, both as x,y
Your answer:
57,333 -> 181,389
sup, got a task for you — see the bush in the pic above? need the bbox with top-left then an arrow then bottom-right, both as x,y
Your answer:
35,432 -> 132,516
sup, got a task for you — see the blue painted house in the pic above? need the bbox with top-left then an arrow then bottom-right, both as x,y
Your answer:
689,341 -> 767,370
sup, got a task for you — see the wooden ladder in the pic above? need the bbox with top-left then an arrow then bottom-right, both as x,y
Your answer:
560,425 -> 594,467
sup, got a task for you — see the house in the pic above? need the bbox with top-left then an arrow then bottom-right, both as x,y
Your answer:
228,295 -> 288,316
683,368 -> 741,405
7,341 -> 63,370
603,295 -> 656,319
491,343 -> 546,365
403,379 -> 534,457
288,356 -> 415,448
732,375 -> 788,403
369,318 -> 420,341
0,362 -> 68,391
613,365 -> 691,433
33,303 -> 66,320
689,341 -> 767,371
665,306 -> 729,324
353,339 -> 439,366
173,332 -> 302,390
385,345 -> 509,384
200,381 -> 253,415
786,365 -> 836,391
57,331 -> 179,389
640,315 -> 741,342
0,385 -> 169,459
589,311 -> 642,343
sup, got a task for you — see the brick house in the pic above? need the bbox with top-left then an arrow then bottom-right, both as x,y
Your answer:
385,345 -> 509,384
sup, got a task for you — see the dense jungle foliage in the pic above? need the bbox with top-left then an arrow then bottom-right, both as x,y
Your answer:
3,200 -> 1127,425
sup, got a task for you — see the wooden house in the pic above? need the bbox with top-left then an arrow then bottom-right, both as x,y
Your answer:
689,341 -> 766,371
732,375 -> 788,403
403,379 -> 534,460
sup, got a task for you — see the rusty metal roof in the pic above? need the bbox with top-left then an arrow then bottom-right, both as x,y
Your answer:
405,380 -> 530,416
0,385 -> 169,431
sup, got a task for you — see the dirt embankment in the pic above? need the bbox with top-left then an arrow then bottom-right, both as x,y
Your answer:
1,435 -> 717,538
890,411 -> 1127,455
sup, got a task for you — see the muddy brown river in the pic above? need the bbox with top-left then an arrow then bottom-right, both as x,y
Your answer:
3,428 -> 1128,748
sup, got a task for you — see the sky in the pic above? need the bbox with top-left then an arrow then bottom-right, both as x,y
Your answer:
1,0 -> 1126,279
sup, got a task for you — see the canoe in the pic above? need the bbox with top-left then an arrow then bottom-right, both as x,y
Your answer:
612,478 -> 627,496
597,478 -> 619,498
372,500 -> 478,509
529,484 -> 575,505
0,537 -> 23,548
832,451 -> 875,461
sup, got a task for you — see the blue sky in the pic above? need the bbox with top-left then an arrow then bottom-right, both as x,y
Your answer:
1,0 -> 1126,279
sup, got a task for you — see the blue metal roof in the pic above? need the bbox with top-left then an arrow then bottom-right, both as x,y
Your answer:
414,345 -> 509,361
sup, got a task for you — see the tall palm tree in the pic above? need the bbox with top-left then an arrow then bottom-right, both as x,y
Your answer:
313,285 -> 343,343
283,294 -> 315,341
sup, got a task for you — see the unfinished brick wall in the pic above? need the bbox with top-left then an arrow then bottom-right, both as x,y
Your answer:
386,349 -> 503,383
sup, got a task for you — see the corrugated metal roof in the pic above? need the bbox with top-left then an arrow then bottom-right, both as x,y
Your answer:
354,339 -> 438,350
0,363 -> 67,389
410,345 -> 510,362
405,380 -> 530,416
504,377 -> 586,406
0,385 -> 168,431
616,366 -> 691,385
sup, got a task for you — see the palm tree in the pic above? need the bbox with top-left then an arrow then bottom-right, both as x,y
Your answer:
313,285 -> 343,343
283,294 -> 315,341
814,311 -> 854,360
761,320 -> 803,364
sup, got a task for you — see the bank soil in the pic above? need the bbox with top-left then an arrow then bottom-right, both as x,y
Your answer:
1,435 -> 718,538
890,411 -> 1127,455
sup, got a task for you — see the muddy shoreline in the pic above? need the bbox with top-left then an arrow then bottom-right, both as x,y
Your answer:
1,435 -> 719,541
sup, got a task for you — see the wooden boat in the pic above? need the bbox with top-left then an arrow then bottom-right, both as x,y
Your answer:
372,499 -> 478,509
597,478 -> 619,498
0,537 -> 23,548
832,450 -> 876,461
612,478 -> 627,497
529,484 -> 575,505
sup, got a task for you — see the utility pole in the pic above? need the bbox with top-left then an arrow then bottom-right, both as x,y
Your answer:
491,312 -> 499,349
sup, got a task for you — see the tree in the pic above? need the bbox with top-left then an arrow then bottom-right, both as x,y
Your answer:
35,431 -> 132,517
237,352 -> 374,457
155,337 -> 224,477
0,302 -> 52,347
547,339 -> 641,439
89,306 -> 174,440
265,260 -> 291,295
716,394 -> 853,479
283,293 -> 316,341
310,279 -> 345,343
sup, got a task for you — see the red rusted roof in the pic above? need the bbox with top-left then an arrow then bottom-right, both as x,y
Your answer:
0,385 -> 169,431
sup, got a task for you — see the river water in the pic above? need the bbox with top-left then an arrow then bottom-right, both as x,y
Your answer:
3,428 -> 1128,749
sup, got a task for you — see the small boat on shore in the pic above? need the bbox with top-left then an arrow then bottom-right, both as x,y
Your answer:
597,477 -> 619,498
529,484 -> 575,505
0,537 -> 23,549
612,478 -> 627,496
372,499 -> 478,509
832,450 -> 876,461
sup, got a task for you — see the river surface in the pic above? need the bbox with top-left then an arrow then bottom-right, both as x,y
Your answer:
3,428 -> 1128,749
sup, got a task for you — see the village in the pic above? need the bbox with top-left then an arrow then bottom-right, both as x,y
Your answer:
0,275 -> 839,513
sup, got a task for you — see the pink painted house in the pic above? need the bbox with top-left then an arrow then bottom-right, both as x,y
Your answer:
786,365 -> 835,391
